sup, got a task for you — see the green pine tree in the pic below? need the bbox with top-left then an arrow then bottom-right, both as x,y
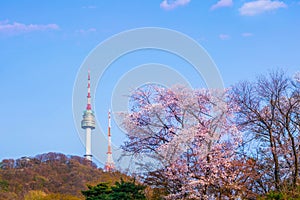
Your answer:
110,178 -> 146,200
82,179 -> 146,200
81,182 -> 112,200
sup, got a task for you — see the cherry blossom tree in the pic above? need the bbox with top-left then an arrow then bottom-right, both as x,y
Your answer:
121,85 -> 242,199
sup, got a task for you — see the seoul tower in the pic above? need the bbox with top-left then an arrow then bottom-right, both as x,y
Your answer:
104,109 -> 115,171
81,70 -> 96,161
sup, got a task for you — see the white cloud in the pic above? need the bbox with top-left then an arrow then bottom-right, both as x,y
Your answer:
211,0 -> 233,10
82,5 -> 97,9
239,0 -> 287,16
0,20 -> 9,25
160,0 -> 191,10
0,20 -> 59,35
242,32 -> 253,37
76,28 -> 96,34
219,34 -> 230,40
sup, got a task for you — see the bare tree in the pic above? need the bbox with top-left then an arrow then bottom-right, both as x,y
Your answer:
232,70 -> 300,195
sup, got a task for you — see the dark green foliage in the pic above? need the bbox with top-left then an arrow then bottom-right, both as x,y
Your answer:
110,179 -> 146,200
258,186 -> 300,200
82,179 -> 146,200
0,179 -> 9,191
82,183 -> 112,200
265,191 -> 284,200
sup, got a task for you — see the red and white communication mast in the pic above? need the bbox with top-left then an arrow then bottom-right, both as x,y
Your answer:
104,109 -> 115,171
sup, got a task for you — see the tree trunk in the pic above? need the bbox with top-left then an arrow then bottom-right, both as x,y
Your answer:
269,131 -> 280,190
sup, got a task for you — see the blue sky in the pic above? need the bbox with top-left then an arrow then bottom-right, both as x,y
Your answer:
0,0 -> 299,167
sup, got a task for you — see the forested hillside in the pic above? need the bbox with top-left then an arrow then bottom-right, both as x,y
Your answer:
0,152 -> 128,200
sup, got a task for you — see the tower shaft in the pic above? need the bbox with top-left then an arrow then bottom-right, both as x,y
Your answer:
85,128 -> 92,161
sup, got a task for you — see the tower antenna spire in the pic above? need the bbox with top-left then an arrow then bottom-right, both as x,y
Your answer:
81,70 -> 96,161
104,109 -> 115,172
86,69 -> 91,110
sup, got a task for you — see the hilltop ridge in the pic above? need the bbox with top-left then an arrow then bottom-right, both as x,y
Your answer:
0,152 -> 128,200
